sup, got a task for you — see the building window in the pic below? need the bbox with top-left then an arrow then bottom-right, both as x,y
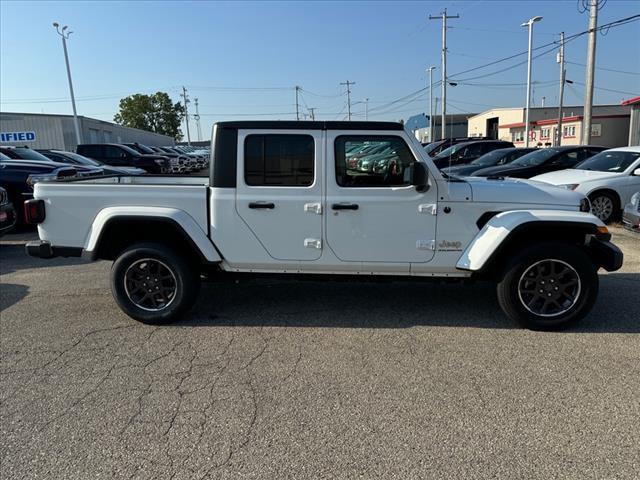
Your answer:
540,127 -> 551,139
244,134 -> 314,186
563,125 -> 576,138
511,130 -> 525,142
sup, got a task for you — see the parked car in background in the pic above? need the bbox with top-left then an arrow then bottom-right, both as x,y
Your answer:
76,144 -> 170,174
38,149 -> 146,176
530,146 -> 640,223
424,137 -> 491,157
1,146 -> 105,177
156,147 -> 199,171
170,146 -> 207,170
472,145 -> 606,179
432,140 -> 515,169
442,147 -> 537,177
0,153 -> 78,225
623,191 -> 640,232
0,186 -> 17,236
123,143 -> 186,174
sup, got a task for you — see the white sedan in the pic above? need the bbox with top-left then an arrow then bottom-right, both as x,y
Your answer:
531,146 -> 640,223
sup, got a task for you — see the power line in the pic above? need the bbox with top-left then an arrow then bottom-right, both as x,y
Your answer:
566,60 -> 640,75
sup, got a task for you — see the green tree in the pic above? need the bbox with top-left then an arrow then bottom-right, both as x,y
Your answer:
114,92 -> 185,140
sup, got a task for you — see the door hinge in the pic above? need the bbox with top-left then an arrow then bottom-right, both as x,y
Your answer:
418,203 -> 438,215
416,239 -> 436,251
304,238 -> 322,249
304,202 -> 322,215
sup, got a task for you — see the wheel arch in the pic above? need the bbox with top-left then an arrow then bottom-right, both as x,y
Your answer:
587,187 -> 621,207
456,210 -> 607,278
85,208 -> 222,264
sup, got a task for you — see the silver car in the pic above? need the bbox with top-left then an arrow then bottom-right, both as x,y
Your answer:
622,191 -> 640,232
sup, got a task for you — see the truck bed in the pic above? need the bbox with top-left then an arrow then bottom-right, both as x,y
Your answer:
34,176 -> 210,250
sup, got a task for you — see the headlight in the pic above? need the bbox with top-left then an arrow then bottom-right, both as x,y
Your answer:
559,184 -> 580,190
631,192 -> 640,212
26,173 -> 58,187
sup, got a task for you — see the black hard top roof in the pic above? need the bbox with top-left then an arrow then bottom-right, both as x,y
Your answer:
215,121 -> 404,131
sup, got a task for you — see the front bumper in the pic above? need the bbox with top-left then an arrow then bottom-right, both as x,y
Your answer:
588,237 -> 623,272
26,240 -> 83,259
622,207 -> 640,232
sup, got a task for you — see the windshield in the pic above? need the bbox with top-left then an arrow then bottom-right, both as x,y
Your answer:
434,143 -> 464,159
1,148 -> 52,162
470,149 -> 510,166
510,148 -> 558,167
424,140 -> 446,156
53,150 -> 101,166
575,150 -> 640,172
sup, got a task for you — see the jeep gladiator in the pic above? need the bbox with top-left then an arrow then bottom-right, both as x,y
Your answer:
25,121 -> 623,329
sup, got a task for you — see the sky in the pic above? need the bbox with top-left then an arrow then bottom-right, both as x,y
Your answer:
1,0 -> 638,139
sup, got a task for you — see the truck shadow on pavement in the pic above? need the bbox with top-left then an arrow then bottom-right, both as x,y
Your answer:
0,244 -> 90,276
184,272 -> 640,333
0,283 -> 29,312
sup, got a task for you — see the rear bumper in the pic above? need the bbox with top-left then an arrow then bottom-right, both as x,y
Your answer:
588,237 -> 623,272
25,240 -> 84,259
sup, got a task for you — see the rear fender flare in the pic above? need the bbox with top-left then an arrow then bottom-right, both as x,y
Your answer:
85,206 -> 221,262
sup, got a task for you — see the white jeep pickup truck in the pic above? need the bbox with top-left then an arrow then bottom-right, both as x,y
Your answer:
25,121 -> 623,330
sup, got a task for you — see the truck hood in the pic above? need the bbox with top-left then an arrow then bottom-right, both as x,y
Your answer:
465,176 -> 584,207
530,168 -> 620,185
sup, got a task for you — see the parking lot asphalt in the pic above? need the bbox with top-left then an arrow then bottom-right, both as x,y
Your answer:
1,228 -> 639,479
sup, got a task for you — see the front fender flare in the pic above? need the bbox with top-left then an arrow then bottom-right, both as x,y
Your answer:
84,206 -> 221,262
456,210 -> 605,271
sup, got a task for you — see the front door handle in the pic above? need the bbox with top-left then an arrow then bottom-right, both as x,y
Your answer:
248,202 -> 275,209
332,203 -> 359,211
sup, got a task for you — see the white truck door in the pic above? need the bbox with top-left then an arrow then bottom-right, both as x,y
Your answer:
325,132 -> 437,263
235,130 -> 323,261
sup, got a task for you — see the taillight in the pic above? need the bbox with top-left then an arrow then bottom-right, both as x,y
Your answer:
24,199 -> 46,224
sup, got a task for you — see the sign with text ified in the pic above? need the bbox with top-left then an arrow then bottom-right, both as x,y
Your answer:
0,131 -> 37,143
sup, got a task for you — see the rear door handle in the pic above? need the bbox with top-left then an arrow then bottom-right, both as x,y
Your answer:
248,202 -> 275,209
332,203 -> 359,211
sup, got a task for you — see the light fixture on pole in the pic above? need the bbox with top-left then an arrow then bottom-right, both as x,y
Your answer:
521,15 -> 542,147
53,22 -> 82,146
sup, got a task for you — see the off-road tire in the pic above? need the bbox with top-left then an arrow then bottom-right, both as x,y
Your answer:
496,243 -> 598,330
111,242 -> 200,324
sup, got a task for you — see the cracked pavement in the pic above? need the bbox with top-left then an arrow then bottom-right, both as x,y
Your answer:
1,228 -> 639,479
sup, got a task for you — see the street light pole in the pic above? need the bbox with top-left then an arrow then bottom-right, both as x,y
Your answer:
53,22 -> 82,146
427,66 -> 436,142
521,16 -> 543,147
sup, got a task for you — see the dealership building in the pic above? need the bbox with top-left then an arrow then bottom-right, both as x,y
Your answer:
0,112 -> 174,151
467,104 -> 633,147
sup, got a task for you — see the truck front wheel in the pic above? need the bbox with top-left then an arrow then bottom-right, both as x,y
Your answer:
496,243 -> 598,330
110,243 -> 200,324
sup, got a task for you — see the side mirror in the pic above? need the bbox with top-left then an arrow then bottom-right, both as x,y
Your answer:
408,162 -> 429,192
634,168 -> 640,176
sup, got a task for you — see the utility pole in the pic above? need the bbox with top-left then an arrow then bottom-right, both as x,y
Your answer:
308,107 -> 316,121
53,23 -> 82,145
427,66 -> 436,142
340,81 -> 355,121
429,9 -> 459,140
295,86 -> 301,121
194,97 -> 202,142
522,15 -> 543,147
581,0 -> 598,145
181,86 -> 191,146
556,31 -> 566,146
364,98 -> 369,121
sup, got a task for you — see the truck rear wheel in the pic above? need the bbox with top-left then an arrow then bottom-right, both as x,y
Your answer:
110,243 -> 200,324
496,243 -> 598,330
